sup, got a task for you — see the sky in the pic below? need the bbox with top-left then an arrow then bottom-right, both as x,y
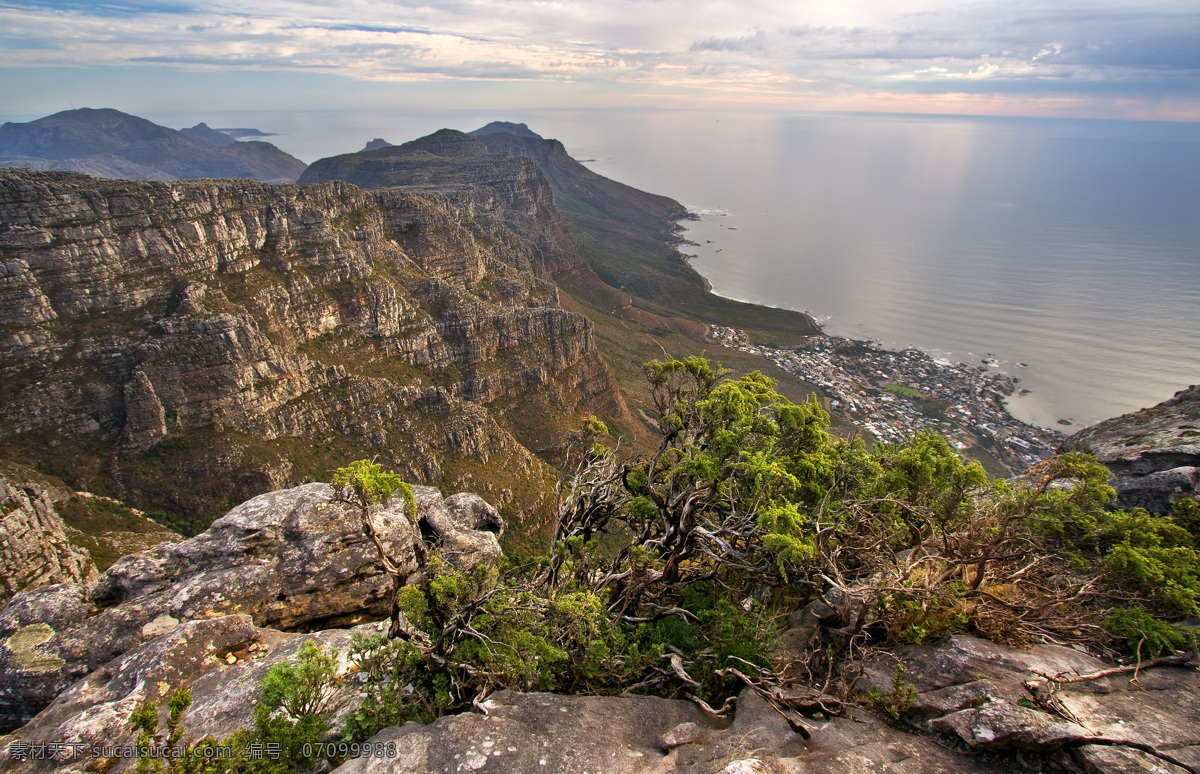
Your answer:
1,0 -> 1198,123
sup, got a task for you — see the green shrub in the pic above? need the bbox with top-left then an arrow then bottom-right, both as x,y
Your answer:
173,640 -> 343,774
1102,607 -> 1194,659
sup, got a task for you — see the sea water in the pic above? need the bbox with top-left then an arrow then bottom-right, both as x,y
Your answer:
145,107 -> 1200,430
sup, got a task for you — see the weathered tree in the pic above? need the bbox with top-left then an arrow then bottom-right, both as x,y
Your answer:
331,459 -> 417,638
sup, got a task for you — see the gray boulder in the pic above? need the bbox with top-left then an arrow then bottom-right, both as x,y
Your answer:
89,482 -> 420,629
335,687 -> 1014,774
0,481 -> 502,732
1065,384 -> 1200,512
854,634 -> 1200,772
412,486 -> 502,573
1,614 -> 368,773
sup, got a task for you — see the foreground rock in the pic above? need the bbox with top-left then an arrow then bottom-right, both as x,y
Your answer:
7,622 -> 1195,773
0,482 -> 502,732
336,688 -> 1013,774
856,634 -> 1200,772
2,628 -> 1006,774
0,614 -> 369,773
1066,384 -> 1200,512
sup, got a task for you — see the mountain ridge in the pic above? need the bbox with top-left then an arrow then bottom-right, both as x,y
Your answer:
0,108 -> 306,184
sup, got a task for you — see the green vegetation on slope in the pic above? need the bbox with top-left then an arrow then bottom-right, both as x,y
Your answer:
135,359 -> 1200,774
344,362 -> 1200,726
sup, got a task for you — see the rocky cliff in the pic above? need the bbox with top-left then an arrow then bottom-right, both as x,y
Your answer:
0,164 -> 622,528
299,130 -> 581,276
1065,384 -> 1200,512
0,473 -> 97,606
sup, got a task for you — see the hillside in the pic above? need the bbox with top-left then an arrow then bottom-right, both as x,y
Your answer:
0,165 -> 625,534
302,126 -> 828,452
468,124 -> 821,338
0,109 -> 306,184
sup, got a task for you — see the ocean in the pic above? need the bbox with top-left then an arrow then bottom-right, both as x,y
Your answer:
151,107 -> 1200,430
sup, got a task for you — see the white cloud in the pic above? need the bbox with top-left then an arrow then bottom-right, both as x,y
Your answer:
0,0 -> 1197,108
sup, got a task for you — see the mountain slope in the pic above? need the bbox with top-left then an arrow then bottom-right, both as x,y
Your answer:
0,166 -> 624,532
0,108 -> 306,183
469,126 -> 820,337
301,124 -> 824,451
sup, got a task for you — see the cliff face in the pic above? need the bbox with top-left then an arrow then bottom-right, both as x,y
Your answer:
0,473 -> 98,606
1065,384 -> 1200,512
299,130 -> 582,277
0,166 -> 620,526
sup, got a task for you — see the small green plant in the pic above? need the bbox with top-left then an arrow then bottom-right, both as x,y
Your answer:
867,663 -> 917,721
178,639 -> 343,774
340,631 -> 432,744
127,686 -> 192,773
259,639 -> 341,722
331,459 -> 413,516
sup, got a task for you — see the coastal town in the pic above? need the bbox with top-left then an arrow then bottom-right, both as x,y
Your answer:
709,327 -> 1062,474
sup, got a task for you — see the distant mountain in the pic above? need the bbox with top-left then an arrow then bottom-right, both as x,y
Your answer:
470,124 -> 679,232
299,130 -> 581,277
466,124 -> 820,335
0,108 -> 306,183
471,121 -> 542,139
300,123 -> 819,337
301,129 -> 526,189
215,127 -> 277,139
362,138 -> 392,151
179,121 -> 235,148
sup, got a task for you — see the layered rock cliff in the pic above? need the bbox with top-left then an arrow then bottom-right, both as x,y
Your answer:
0,473 -> 98,606
298,130 -> 581,277
0,164 -> 622,528
1065,384 -> 1200,512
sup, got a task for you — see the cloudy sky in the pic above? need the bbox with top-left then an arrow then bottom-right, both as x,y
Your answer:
1,0 -> 1198,121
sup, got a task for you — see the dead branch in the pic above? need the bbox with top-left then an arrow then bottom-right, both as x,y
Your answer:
1070,738 -> 1200,774
1030,651 -> 1195,687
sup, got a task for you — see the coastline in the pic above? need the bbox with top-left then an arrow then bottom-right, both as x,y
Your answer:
671,211 -> 1061,474
709,326 -> 1062,475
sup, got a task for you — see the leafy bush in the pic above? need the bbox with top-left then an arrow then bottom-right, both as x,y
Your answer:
321,357 -> 1197,738
1102,607 -> 1194,659
159,640 -> 343,774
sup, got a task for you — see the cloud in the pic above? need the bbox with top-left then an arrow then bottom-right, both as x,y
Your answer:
0,0 -> 1196,114
3,0 -> 194,16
